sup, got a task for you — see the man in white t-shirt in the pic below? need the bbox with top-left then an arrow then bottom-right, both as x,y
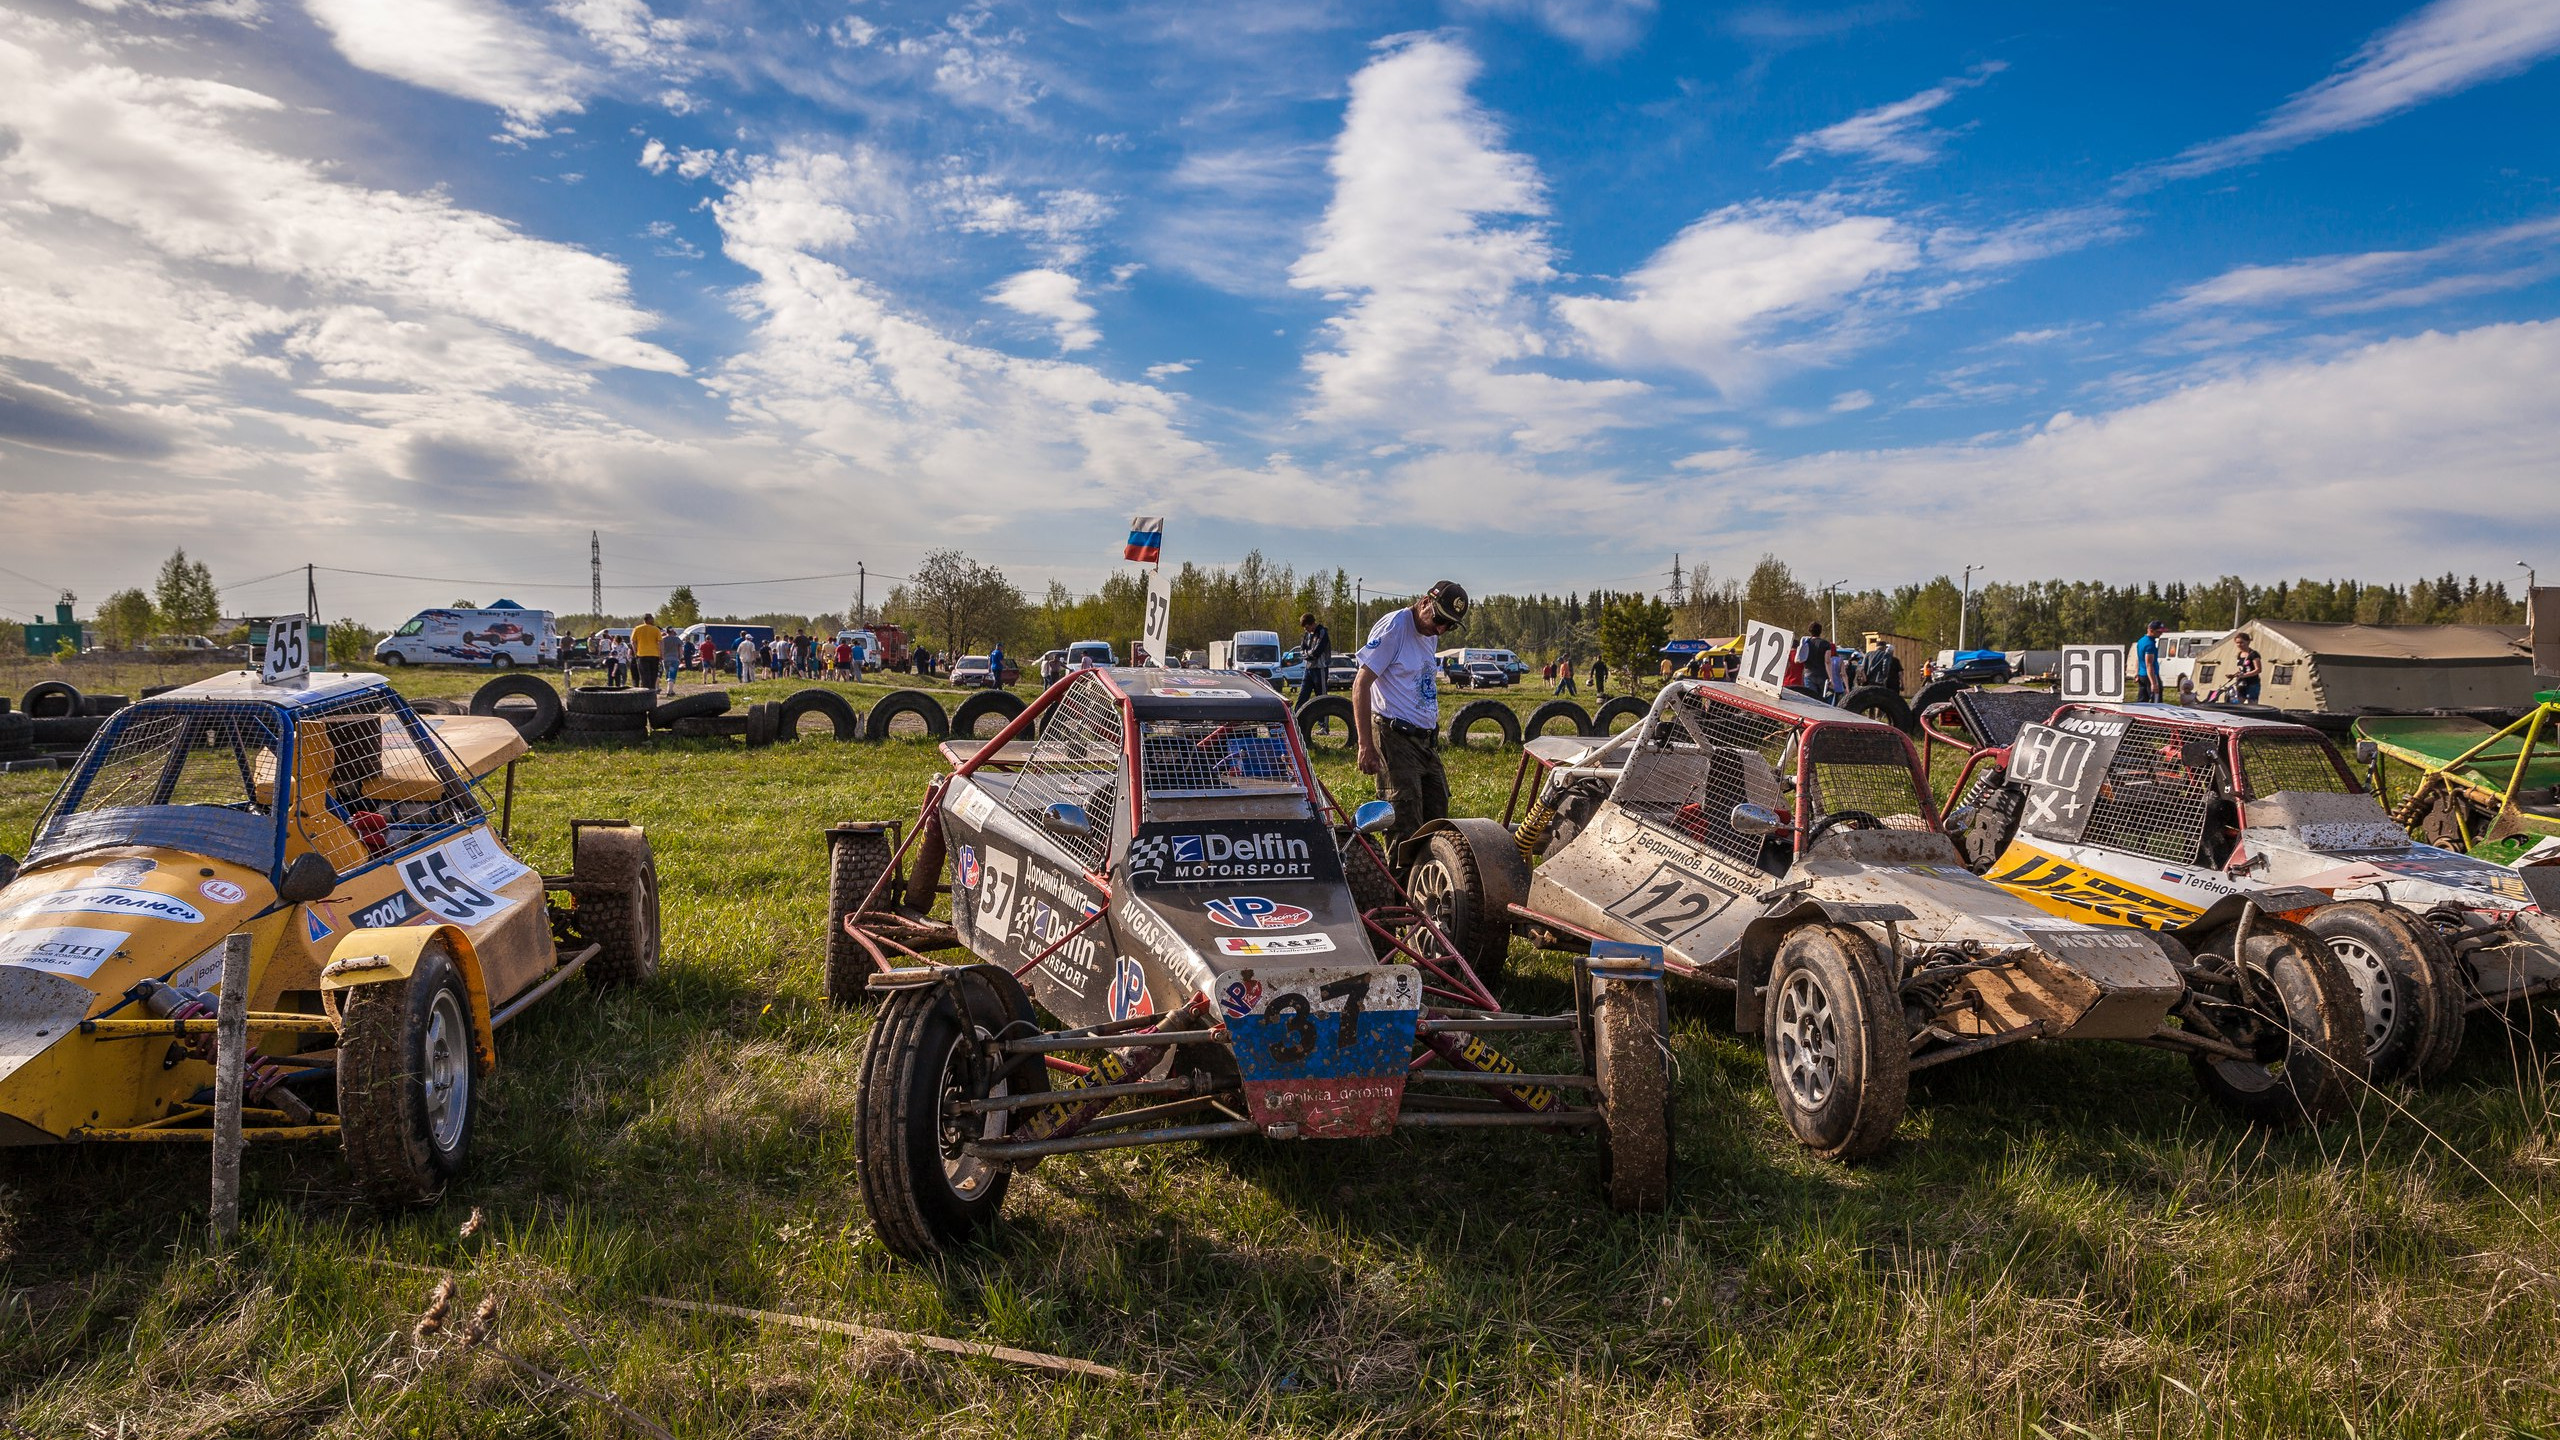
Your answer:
1353,580 -> 1469,861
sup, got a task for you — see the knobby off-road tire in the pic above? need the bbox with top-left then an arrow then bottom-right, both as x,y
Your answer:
1296,694 -> 1355,752
1593,975 -> 1673,1212
561,710 -> 648,736
1342,831 -> 1402,917
82,694 -> 130,716
1839,685 -> 1915,734
1405,828 -> 1513,989
0,713 -> 31,751
856,986 -> 1014,1260
1594,696 -> 1648,734
2305,901 -> 2465,1084
653,690 -> 731,727
573,826 -> 661,986
826,826 -> 899,1007
470,675 -> 563,742
864,689 -> 949,742
1764,925 -> 1908,1161
2187,924 -> 2364,1126
337,939 -> 477,1206
950,689 -> 1026,740
779,688 -> 862,741
1909,678 -> 1970,721
1524,699 -> 1594,739
1447,698 -> 1520,750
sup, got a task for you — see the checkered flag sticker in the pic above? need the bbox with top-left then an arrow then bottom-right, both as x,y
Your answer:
1128,835 -> 1171,876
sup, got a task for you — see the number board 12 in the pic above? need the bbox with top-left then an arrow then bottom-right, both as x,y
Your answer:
1738,621 -> 1793,699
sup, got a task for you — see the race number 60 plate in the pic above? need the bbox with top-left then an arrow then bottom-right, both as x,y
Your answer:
1217,963 -> 1419,1138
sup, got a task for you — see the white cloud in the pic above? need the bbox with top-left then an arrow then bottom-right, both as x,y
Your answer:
989,268 -> 1100,351
1673,447 -> 1755,471
1555,200 -> 1919,395
2152,0 -> 2560,181
555,0 -> 686,67
939,178 -> 1113,264
303,0 -> 589,137
1667,320 -> 2560,577
2164,213 -> 2560,314
1828,389 -> 1873,412
1145,360 -> 1194,379
1776,62 -> 2006,166
1290,36 -> 1642,449
1452,0 -> 1657,57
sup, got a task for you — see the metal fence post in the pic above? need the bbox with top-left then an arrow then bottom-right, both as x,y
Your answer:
211,932 -> 252,1247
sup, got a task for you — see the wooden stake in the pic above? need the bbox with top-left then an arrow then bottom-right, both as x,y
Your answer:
642,1296 -> 1144,1386
210,932 -> 252,1247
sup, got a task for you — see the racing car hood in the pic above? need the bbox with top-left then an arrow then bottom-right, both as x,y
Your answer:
0,847 -> 275,1101
1793,859 -> 2185,1039
2235,790 -> 2541,913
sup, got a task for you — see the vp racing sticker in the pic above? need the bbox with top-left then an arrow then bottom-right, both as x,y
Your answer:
1204,896 -> 1314,929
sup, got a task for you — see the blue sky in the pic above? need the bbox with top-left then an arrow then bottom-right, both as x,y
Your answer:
1,0 -> 2556,624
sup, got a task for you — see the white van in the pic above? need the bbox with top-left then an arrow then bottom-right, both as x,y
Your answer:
373,605 -> 556,667
1227,630 -> 1281,680
2122,629 -> 2228,689
1066,640 -> 1116,669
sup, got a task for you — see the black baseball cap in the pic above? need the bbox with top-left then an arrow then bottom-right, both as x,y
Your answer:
1425,580 -> 1469,628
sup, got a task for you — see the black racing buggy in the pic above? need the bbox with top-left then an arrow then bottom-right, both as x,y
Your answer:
821,667 -> 1673,1260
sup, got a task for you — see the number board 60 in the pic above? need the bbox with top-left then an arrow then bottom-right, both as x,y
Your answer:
2058,644 -> 2125,702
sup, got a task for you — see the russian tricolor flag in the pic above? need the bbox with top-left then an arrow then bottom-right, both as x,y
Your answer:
1124,516 -> 1164,564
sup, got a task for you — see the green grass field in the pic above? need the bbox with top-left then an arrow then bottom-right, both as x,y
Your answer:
5,663 -> 2560,1436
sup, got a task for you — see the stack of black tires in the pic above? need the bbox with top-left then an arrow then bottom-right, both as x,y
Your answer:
3,682 -> 133,771
560,685 -> 656,743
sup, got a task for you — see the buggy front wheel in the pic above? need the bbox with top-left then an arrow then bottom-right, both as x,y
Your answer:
1763,925 -> 1907,1161
338,940 -> 478,1206
1593,972 -> 1672,1211
856,986 -> 1014,1260
2186,924 -> 2363,1125
2305,901 -> 2464,1083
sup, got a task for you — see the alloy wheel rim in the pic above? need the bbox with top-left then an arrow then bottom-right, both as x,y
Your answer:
421,990 -> 470,1151
1775,971 -> 1840,1108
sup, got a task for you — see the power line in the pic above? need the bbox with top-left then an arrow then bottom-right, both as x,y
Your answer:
310,564 -> 879,592
216,566 -> 305,594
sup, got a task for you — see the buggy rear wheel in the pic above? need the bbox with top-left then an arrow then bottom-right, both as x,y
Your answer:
2186,924 -> 2363,1125
1405,828 -> 1513,989
826,825 -> 899,1006
1592,973 -> 1672,1211
573,825 -> 660,987
1763,925 -> 1906,1161
338,940 -> 477,1206
856,986 -> 1014,1260
2305,901 -> 2464,1083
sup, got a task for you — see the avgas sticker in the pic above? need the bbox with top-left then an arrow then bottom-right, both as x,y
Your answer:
1605,863 -> 1735,941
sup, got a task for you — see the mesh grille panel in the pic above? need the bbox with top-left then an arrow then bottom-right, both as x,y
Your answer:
1139,717 -> 1305,798
1804,726 -> 1929,826
1612,687 -> 1793,870
2239,733 -> 2355,797
1002,674 -> 1122,871
2081,717 -> 2217,864
63,708 -> 280,816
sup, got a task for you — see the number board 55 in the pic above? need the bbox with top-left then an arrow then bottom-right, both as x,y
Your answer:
1738,621 -> 1794,699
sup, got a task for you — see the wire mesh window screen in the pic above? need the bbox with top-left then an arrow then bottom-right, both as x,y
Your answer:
1139,718 -> 1306,799
2238,733 -> 2355,797
2082,718 -> 2219,863
53,708 -> 282,821
1804,727 -> 1930,827
1002,675 -> 1123,871
1611,688 -> 1795,869
282,701 -> 491,875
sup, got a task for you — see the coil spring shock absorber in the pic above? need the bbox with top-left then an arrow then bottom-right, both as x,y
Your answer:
1514,792 -> 1559,866
131,979 -> 318,1124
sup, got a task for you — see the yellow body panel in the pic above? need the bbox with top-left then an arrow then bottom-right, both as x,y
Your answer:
322,925 -> 498,1070
1982,841 -> 2209,931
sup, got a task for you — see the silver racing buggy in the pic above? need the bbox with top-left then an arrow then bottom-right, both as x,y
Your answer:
820,667 -> 1673,1260
1398,680 -> 2366,1161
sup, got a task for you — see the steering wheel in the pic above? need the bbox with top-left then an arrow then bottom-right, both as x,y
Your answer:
1800,809 -> 1885,849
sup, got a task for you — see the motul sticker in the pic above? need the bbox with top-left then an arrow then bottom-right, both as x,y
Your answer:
1214,933 -> 1336,957
3,887 -> 202,925
1204,896 -> 1314,929
0,925 -> 128,979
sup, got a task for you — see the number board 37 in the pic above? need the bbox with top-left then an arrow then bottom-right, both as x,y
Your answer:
1606,862 -> 1736,942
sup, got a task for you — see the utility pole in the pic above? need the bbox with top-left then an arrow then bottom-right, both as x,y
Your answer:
2233,585 -> 2244,631
1958,564 -> 1982,652
305,564 -> 318,666
858,562 -> 866,624
589,531 -> 603,624
1355,578 -> 1363,639
1667,553 -> 1683,599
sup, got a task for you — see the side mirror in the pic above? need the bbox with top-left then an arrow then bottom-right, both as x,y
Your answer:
1941,805 -> 1977,836
1040,802 -> 1093,839
2355,739 -> 2379,765
1729,802 -> 1788,837
1352,800 -> 1396,836
276,851 -> 340,905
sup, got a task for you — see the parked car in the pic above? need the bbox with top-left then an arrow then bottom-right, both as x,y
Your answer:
949,655 -> 1023,689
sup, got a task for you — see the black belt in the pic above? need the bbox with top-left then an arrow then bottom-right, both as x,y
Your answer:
1383,718 -> 1439,742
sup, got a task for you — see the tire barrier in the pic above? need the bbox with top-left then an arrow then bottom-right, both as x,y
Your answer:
1838,685 -> 1915,734
20,681 -> 80,718
1593,696 -> 1648,734
779,688 -> 863,741
863,689 -> 950,742
949,689 -> 1026,740
1523,699 -> 1594,739
469,674 -> 564,742
1446,698 -> 1521,750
